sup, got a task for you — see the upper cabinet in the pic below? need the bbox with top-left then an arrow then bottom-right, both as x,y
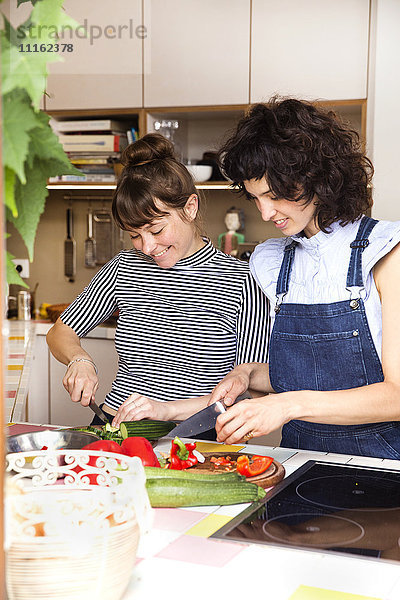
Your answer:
143,0 -> 250,107
251,0 -> 370,103
43,0 -> 370,111
45,0 -> 143,110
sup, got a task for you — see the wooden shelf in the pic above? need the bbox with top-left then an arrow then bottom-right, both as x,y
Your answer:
47,181 -> 234,191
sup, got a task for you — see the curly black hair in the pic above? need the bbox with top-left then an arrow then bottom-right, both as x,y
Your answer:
218,97 -> 373,231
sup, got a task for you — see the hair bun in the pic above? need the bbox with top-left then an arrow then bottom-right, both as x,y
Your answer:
121,133 -> 176,167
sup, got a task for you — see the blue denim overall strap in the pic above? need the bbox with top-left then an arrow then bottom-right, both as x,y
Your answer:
275,240 -> 298,313
269,217 -> 400,459
346,215 -> 379,288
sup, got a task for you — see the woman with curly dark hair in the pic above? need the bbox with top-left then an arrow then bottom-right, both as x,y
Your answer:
209,97 -> 400,459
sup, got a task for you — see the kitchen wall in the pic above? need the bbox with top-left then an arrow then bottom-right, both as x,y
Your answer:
367,0 -> 400,221
7,188 -> 281,308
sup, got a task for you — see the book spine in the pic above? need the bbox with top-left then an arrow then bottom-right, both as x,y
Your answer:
56,120 -> 125,132
59,134 -> 127,152
49,174 -> 116,182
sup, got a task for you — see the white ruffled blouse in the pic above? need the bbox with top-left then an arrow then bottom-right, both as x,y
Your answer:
250,217 -> 400,359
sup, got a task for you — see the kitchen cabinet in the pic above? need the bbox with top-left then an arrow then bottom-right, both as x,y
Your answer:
43,0 -> 371,111
45,0 -> 143,110
143,0 -> 250,107
251,0 -> 370,102
28,328 -> 118,426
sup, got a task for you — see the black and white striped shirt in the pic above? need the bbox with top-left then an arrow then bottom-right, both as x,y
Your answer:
61,240 -> 270,411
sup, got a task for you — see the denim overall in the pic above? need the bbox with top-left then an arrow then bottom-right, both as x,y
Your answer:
269,216 -> 400,459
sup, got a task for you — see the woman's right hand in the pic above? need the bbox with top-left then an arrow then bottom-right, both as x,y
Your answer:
111,393 -> 171,428
208,365 -> 251,407
63,361 -> 99,406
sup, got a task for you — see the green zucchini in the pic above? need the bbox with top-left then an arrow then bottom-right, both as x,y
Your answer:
120,420 -> 176,441
145,478 -> 266,507
144,466 -> 245,483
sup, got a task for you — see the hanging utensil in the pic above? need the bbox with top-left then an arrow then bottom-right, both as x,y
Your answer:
64,207 -> 76,282
93,209 -> 114,265
84,207 -> 97,268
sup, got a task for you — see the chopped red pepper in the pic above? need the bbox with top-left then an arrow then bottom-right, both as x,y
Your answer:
211,456 -> 232,465
236,455 -> 273,477
210,455 -> 235,470
168,437 -> 198,470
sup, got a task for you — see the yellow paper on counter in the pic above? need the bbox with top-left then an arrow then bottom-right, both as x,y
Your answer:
186,514 -> 232,538
194,442 -> 245,453
289,585 -> 382,600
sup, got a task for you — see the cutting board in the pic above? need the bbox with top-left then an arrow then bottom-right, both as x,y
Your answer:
194,452 -> 285,488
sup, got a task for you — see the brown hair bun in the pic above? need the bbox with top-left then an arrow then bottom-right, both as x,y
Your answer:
121,133 -> 175,168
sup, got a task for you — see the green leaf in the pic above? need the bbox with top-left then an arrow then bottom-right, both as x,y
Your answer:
31,0 -> 79,31
27,111 -> 82,175
6,251 -> 29,288
1,30 -> 61,109
9,158 -> 49,260
2,13 -> 20,45
2,90 -> 40,184
4,167 -> 18,217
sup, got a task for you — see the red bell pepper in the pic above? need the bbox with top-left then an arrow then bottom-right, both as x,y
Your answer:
82,439 -> 123,461
120,437 -> 160,467
168,437 -> 198,470
74,439 -> 124,484
236,455 -> 273,477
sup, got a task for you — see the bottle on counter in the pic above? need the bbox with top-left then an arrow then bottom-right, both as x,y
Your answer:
17,291 -> 31,320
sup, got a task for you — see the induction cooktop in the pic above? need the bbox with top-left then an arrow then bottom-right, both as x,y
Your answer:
212,461 -> 400,564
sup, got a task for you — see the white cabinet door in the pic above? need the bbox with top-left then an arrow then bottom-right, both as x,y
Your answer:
251,0 -> 370,102
28,334 -> 50,424
45,0 -> 143,110
49,338 -> 118,426
144,0 -> 250,107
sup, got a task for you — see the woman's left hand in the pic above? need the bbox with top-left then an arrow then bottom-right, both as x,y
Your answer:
215,394 -> 292,444
112,393 -> 171,428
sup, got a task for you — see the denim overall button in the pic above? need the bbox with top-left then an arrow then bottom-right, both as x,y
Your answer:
350,299 -> 359,309
352,330 -> 359,336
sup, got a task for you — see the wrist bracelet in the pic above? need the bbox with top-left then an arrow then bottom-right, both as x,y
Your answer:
66,358 -> 98,375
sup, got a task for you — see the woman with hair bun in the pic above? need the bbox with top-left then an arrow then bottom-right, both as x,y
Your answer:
47,134 -> 269,432
209,98 -> 400,458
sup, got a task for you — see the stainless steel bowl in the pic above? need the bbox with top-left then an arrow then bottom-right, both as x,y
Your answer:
6,429 -> 101,454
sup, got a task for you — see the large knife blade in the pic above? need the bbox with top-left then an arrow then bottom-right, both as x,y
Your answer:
89,399 -> 110,424
168,394 -> 250,438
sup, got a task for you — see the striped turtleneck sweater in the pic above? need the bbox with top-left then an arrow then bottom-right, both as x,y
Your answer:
61,239 -> 270,410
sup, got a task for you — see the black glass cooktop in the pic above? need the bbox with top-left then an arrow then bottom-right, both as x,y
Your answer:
212,461 -> 400,564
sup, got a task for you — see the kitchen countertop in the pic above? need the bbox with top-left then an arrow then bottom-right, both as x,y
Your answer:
5,423 -> 400,600
3,319 -> 116,423
124,439 -> 400,600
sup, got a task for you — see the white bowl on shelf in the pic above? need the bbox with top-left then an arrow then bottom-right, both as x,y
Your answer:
184,164 -> 212,182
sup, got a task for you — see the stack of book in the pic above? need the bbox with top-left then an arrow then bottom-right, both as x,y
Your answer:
49,119 -> 138,183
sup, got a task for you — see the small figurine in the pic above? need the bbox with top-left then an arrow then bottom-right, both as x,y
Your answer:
218,207 -> 245,256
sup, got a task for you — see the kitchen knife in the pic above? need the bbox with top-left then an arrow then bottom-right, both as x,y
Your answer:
89,399 -> 110,424
168,394 -> 251,438
64,207 -> 76,282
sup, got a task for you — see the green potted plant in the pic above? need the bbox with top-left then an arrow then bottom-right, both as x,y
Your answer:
1,0 -> 81,286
